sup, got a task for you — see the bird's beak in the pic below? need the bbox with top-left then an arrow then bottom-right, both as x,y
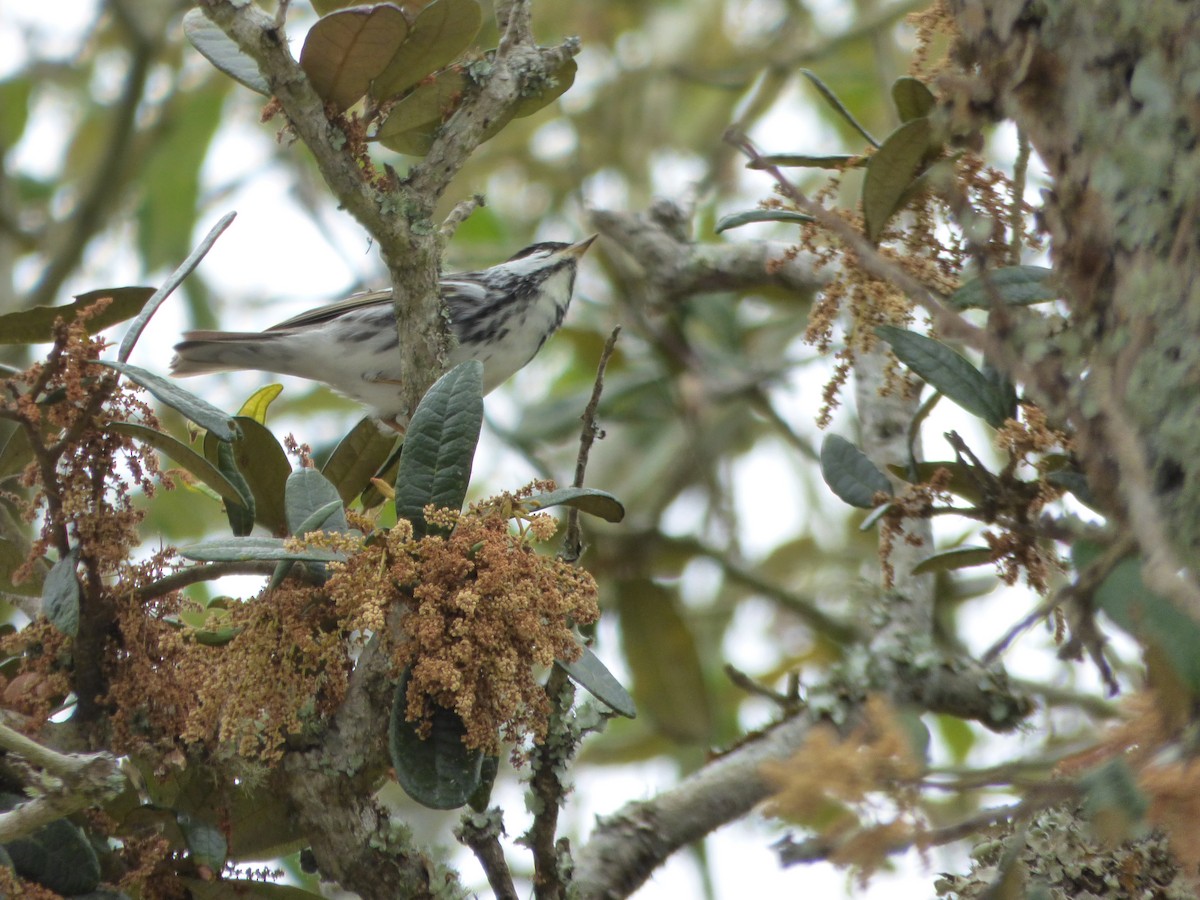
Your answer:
563,234 -> 598,258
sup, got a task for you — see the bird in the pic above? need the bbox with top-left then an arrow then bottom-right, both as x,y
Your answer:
170,236 -> 595,426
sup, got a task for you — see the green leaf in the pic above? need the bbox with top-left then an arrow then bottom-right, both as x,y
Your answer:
205,418 -> 292,535
912,546 -> 994,575
522,487 -> 625,523
1074,542 -> 1200,694
394,360 -> 483,535
208,438 -> 256,537
949,266 -> 1058,309
183,8 -> 270,94
875,326 -> 1012,427
177,814 -> 228,872
616,581 -> 712,741
820,434 -> 893,509
746,153 -> 865,170
887,460 -> 987,506
178,537 -> 344,564
300,4 -> 410,111
556,645 -> 636,718
891,76 -> 935,122
95,360 -> 239,441
375,69 -> 468,155
371,0 -> 482,100
42,550 -> 80,637
107,422 -> 248,507
237,384 -> 284,424
0,287 -> 156,345
714,209 -> 815,234
3,814 -> 100,894
511,56 -> 577,118
862,117 -> 939,243
389,671 -> 483,810
285,469 -> 348,535
320,417 -> 398,504
1046,469 -> 1100,511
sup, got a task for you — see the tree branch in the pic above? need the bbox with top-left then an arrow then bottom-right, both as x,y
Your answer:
0,722 -> 125,843
572,713 -> 814,899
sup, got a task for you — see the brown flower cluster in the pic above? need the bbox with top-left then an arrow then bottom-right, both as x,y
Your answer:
761,695 -> 925,881
325,494 -> 600,758
106,580 -> 350,766
9,309 -> 162,583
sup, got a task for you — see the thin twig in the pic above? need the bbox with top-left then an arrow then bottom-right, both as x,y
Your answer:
525,666 -> 574,900
456,809 -> 518,900
1008,128 -> 1031,264
439,194 -> 486,242
562,326 -> 621,563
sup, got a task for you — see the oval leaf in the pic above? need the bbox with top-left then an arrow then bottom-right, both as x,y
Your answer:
371,0 -> 482,100
555,645 -> 636,718
389,671 -> 483,810
300,4 -> 410,111
205,417 -> 292,535
183,8 -> 270,95
875,326 -> 1012,427
862,117 -> 938,243
523,487 -> 625,523
285,468 -> 348,535
511,56 -> 577,118
714,209 -> 815,234
820,434 -> 893,509
179,536 -> 344,564
912,546 -> 994,575
394,360 -> 483,535
177,815 -> 228,872
207,437 -> 257,536
375,69 -> 467,155
887,460 -> 987,506
95,360 -> 239,441
320,417 -> 399,503
107,422 -> 248,506
891,76 -> 935,122
0,287 -> 156,345
949,266 -> 1058,309
42,550 -> 80,637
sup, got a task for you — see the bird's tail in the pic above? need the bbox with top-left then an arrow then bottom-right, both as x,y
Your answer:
170,331 -> 280,376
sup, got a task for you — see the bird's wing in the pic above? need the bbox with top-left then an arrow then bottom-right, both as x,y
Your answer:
266,289 -> 395,331
265,277 -> 491,332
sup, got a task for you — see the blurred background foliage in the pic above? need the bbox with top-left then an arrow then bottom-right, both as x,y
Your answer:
0,0 -> 1061,893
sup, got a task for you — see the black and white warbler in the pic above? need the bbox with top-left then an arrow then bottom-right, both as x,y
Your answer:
170,236 -> 595,426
